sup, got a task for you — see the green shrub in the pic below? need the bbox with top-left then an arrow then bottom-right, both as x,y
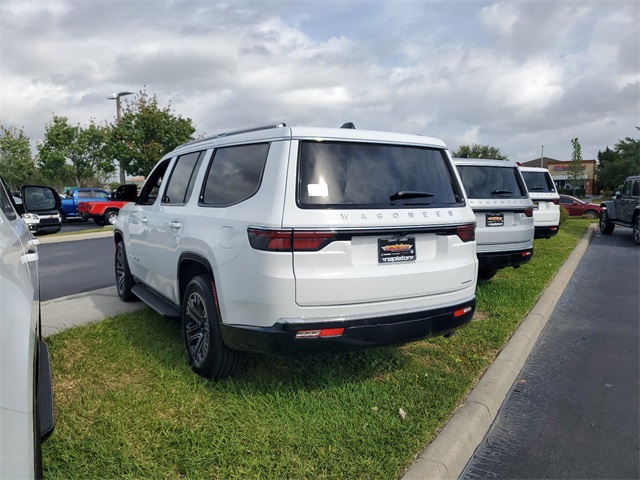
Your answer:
559,205 -> 569,225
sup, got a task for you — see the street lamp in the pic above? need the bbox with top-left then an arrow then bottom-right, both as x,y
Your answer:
108,91 -> 134,184
540,145 -> 544,168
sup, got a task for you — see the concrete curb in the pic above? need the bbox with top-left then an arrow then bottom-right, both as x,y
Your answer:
401,224 -> 596,480
38,229 -> 113,244
41,286 -> 145,337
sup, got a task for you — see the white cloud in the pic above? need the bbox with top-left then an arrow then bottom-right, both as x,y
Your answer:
0,0 -> 637,164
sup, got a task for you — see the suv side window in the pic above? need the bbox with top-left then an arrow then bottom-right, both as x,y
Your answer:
93,190 -> 110,199
139,158 -> 172,205
78,190 -> 92,198
622,180 -> 632,196
0,179 -> 18,221
201,143 -> 270,206
162,151 -> 205,205
633,180 -> 640,197
559,197 -> 572,205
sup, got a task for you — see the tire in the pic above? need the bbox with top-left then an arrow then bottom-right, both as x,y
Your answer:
182,275 -> 242,379
599,210 -> 614,235
94,217 -> 106,226
60,211 -> 67,222
633,216 -> 640,246
80,214 -> 89,222
115,241 -> 136,301
584,210 -> 599,219
478,268 -> 498,281
105,209 -> 119,226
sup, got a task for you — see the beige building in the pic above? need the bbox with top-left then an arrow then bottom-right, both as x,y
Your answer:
520,157 -> 597,195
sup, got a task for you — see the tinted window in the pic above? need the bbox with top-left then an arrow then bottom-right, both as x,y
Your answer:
0,179 -> 17,221
23,186 -> 57,210
139,159 -> 171,205
559,197 -> 573,205
201,143 -> 270,206
633,181 -> 640,197
298,141 -> 462,208
93,190 -> 110,199
522,171 -> 556,192
456,165 -> 528,199
162,151 -> 204,205
78,190 -> 93,198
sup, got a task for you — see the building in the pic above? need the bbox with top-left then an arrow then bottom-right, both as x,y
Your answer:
520,157 -> 597,195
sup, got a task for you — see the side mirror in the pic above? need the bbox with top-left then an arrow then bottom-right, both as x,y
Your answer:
115,184 -> 138,201
20,185 -> 61,213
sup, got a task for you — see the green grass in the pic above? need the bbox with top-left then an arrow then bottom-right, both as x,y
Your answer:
42,219 -> 592,479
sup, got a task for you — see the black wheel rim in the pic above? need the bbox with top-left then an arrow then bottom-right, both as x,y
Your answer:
185,291 -> 210,368
634,219 -> 640,244
115,246 -> 126,294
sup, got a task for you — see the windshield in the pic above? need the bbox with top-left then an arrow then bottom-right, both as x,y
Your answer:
522,171 -> 556,192
297,141 -> 463,208
456,165 -> 528,199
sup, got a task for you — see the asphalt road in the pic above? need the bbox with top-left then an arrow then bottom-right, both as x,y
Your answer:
39,236 -> 114,301
462,229 -> 640,479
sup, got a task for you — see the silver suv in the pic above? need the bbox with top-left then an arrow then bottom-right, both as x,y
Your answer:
454,158 -> 534,280
115,124 -> 478,379
0,178 -> 56,478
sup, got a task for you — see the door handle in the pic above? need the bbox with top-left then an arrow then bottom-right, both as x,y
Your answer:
141,217 -> 148,224
169,221 -> 182,229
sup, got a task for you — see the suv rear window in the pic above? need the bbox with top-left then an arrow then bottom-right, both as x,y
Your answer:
297,141 -> 463,208
457,166 -> 528,199
522,171 -> 556,192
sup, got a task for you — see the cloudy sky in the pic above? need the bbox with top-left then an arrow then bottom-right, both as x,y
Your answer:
0,0 -> 638,162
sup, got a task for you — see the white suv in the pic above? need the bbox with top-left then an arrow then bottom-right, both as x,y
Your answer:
454,158 -> 534,280
0,178 -> 56,478
519,166 -> 561,239
115,124 -> 478,379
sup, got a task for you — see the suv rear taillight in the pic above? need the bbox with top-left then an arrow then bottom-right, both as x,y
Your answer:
455,224 -> 475,243
551,198 -> 559,205
248,228 -> 337,252
524,207 -> 534,217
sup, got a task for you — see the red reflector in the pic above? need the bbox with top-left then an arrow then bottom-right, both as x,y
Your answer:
456,224 -> 475,243
319,328 -> 344,338
522,251 -> 532,257
551,226 -> 558,231
454,306 -> 472,317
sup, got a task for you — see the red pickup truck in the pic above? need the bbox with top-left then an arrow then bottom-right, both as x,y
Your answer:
77,184 -> 137,226
79,199 -> 129,225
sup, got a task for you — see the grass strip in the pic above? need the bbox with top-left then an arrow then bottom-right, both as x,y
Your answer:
42,219 -> 592,479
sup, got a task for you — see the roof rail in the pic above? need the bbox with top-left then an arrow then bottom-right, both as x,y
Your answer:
180,123 -> 287,148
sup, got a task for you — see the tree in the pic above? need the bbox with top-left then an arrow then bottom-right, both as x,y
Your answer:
597,129 -> 640,191
0,126 -> 35,187
568,138 -> 584,196
452,144 -> 508,160
107,90 -> 196,177
37,116 -> 113,188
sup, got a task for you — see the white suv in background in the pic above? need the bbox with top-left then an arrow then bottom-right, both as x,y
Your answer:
115,123 -> 478,379
454,158 -> 534,281
0,178 -> 56,479
519,166 -> 561,239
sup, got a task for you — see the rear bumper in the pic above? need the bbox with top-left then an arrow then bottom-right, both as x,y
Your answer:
534,225 -> 559,239
220,298 -> 475,357
478,248 -> 533,270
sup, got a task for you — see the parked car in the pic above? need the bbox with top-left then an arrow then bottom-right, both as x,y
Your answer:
0,177 -> 55,479
519,166 -> 561,239
115,123 -> 478,379
20,185 -> 63,235
60,187 -> 111,221
454,158 -> 534,280
78,185 -> 135,225
599,175 -> 640,245
558,194 -> 601,218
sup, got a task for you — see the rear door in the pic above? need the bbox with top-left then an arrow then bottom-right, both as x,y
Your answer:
283,140 -> 476,307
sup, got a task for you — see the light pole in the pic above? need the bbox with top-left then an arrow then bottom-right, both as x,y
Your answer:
540,145 -> 544,167
108,91 -> 134,185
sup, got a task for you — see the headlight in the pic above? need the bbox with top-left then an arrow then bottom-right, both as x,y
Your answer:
22,213 -> 40,220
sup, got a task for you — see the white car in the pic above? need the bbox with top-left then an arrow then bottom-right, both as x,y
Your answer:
519,166 -> 561,239
0,178 -> 56,478
115,123 -> 478,379
454,158 -> 535,280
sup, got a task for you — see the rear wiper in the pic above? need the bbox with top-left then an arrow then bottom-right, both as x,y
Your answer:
491,190 -> 512,195
390,191 -> 434,201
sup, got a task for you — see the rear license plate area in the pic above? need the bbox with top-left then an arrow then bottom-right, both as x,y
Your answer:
378,236 -> 416,263
486,213 -> 504,227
